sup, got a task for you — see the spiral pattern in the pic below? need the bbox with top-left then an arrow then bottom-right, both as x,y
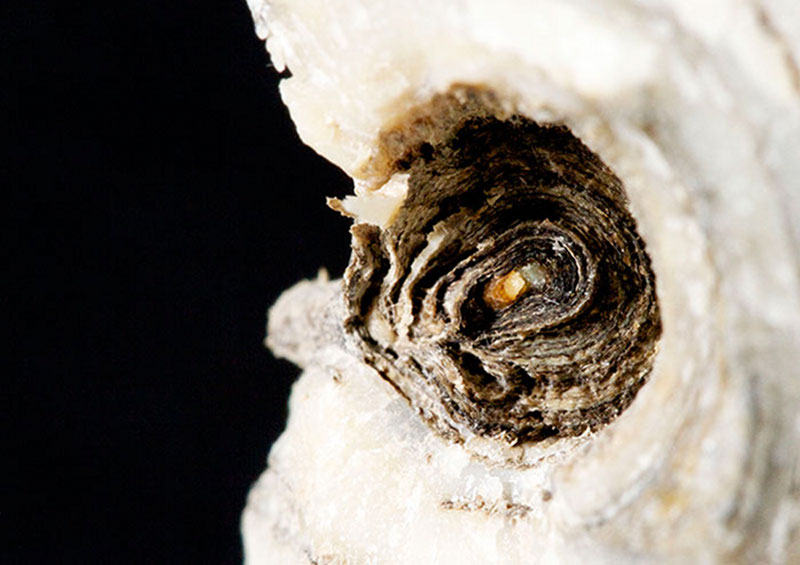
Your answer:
343,113 -> 662,445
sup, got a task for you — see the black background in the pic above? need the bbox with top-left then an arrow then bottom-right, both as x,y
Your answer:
7,1 -> 352,562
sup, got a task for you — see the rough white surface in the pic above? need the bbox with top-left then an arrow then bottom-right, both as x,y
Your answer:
243,0 -> 800,563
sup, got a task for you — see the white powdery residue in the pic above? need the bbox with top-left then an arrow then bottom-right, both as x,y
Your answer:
465,0 -> 659,101
339,173 -> 409,228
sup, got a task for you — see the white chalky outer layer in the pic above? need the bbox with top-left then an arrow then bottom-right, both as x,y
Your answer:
243,0 -> 800,563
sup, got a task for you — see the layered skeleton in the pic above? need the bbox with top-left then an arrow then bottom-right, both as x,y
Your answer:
243,1 -> 800,563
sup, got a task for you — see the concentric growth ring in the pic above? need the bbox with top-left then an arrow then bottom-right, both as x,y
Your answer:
343,107 -> 662,446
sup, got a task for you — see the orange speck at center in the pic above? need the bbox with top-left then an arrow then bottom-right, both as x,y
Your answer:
483,270 -> 529,310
